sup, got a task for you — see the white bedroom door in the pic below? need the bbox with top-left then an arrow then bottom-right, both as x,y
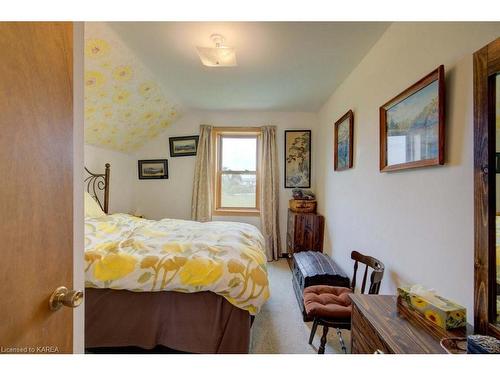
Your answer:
0,22 -> 79,354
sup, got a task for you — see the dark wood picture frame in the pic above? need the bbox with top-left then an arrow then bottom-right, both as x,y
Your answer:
169,135 -> 199,157
380,65 -> 446,172
284,130 -> 312,189
473,37 -> 500,339
334,110 -> 354,171
138,159 -> 169,180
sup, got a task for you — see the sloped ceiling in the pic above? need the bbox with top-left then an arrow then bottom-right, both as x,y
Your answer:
84,23 -> 181,153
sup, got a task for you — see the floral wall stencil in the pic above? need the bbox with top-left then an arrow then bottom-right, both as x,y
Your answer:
84,23 -> 182,153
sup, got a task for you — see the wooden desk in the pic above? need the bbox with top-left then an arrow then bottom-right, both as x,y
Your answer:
350,295 -> 472,354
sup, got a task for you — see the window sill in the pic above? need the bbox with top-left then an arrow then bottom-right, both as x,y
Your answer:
212,208 -> 260,217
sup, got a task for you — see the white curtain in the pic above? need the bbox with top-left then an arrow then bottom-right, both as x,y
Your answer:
260,126 -> 282,261
191,125 -> 213,222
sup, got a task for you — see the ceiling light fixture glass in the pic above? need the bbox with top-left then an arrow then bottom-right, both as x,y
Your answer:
196,34 -> 237,67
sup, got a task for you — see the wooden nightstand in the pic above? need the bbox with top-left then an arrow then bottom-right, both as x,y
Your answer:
286,209 -> 324,255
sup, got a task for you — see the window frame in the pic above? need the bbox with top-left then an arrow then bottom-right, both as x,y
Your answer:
212,127 -> 261,216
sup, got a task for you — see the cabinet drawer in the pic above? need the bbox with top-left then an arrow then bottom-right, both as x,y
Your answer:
351,305 -> 393,354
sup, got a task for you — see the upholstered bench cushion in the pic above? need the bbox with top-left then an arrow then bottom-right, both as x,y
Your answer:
303,285 -> 353,319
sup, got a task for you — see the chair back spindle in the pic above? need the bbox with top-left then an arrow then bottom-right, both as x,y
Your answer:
350,251 -> 385,295
352,260 -> 359,291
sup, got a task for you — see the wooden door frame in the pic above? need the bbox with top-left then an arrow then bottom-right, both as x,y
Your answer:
473,37 -> 500,338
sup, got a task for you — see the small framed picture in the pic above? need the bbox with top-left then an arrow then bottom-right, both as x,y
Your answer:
380,65 -> 445,172
138,159 -> 168,180
284,130 -> 311,188
169,135 -> 199,157
334,110 -> 354,171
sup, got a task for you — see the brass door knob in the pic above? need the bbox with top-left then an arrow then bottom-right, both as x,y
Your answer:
49,286 -> 83,311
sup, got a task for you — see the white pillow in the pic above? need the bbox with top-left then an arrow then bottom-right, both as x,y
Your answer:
84,191 -> 106,218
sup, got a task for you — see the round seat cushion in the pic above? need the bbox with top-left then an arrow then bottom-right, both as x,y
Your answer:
303,285 -> 353,319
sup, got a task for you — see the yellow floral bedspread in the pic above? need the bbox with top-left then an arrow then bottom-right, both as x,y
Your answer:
85,214 -> 270,314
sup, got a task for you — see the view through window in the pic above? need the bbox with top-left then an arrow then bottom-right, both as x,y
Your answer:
214,129 -> 260,214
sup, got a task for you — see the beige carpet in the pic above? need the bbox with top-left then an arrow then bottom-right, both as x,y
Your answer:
250,259 -> 350,354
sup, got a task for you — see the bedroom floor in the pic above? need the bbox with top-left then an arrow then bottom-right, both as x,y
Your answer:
250,259 -> 350,354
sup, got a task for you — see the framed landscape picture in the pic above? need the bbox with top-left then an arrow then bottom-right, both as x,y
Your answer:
169,135 -> 199,157
334,110 -> 354,171
380,65 -> 445,172
138,159 -> 168,180
284,130 -> 311,188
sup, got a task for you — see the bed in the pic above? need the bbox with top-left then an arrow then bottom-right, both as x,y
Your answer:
84,164 -> 269,353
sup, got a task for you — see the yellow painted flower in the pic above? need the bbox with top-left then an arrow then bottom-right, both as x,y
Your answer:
162,243 -> 185,254
452,311 -> 465,320
112,65 -> 133,81
240,246 -> 266,265
160,119 -> 171,128
227,259 -> 245,274
147,127 -> 160,138
84,106 -> 96,119
163,256 -> 187,271
93,241 -> 119,253
138,82 -> 158,98
85,39 -> 110,58
84,70 -> 106,89
112,90 -> 130,104
424,310 -> 443,327
84,251 -> 102,263
140,111 -> 158,124
94,253 -> 137,281
97,222 -> 118,234
410,296 -> 428,309
250,267 -> 268,286
140,255 -> 159,269
179,258 -> 223,287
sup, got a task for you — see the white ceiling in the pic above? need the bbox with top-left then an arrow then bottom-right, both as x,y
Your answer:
108,22 -> 390,112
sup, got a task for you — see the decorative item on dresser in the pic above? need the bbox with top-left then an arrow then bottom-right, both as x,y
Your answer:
286,209 -> 324,255
292,251 -> 350,322
350,295 -> 473,354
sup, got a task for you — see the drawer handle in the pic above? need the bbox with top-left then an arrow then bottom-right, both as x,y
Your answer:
374,349 -> 385,354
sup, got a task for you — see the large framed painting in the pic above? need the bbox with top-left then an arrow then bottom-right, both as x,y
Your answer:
169,135 -> 199,157
334,110 -> 354,171
284,130 -> 311,188
380,65 -> 445,172
138,159 -> 168,180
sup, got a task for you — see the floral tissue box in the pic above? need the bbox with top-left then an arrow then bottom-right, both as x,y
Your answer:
397,286 -> 466,330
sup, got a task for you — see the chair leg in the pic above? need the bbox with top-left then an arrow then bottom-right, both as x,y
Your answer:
318,325 -> 329,354
336,328 -> 347,354
309,318 -> 319,345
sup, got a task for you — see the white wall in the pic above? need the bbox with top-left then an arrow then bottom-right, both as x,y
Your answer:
316,22 -> 500,323
84,144 -> 136,214
133,110 -> 318,251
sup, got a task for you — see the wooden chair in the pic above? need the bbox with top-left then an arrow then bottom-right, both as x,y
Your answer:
303,251 -> 385,354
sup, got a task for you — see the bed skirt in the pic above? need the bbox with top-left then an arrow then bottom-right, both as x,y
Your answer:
85,288 -> 252,354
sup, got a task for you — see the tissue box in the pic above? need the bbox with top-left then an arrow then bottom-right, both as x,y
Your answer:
397,286 -> 466,330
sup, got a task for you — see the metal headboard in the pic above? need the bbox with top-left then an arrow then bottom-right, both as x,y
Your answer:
84,163 -> 110,214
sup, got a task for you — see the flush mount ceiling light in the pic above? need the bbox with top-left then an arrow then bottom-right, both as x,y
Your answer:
196,34 -> 237,67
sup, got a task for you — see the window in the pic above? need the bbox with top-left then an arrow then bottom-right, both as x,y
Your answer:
213,128 -> 261,215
